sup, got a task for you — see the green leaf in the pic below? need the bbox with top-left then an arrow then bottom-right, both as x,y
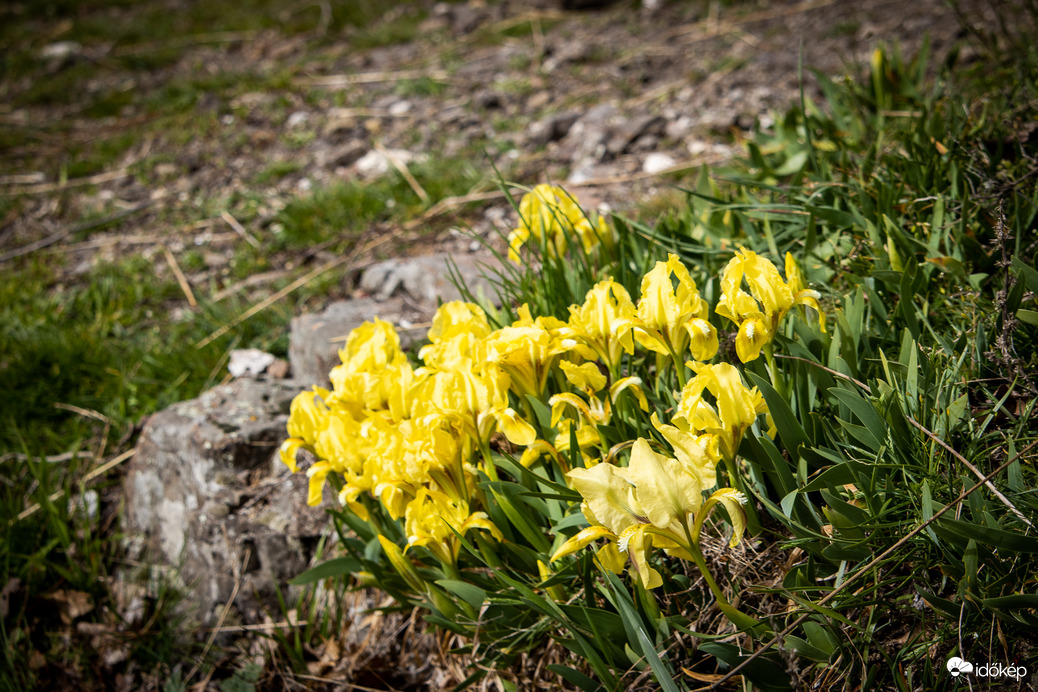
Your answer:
551,512 -> 590,534
435,579 -> 487,609
916,587 -> 961,618
546,665 -> 598,692
746,372 -> 812,459
698,642 -> 792,692
1012,256 -> 1038,293
981,593 -> 1038,610
1016,308 -> 1038,326
783,635 -> 832,663
288,556 -> 363,586
604,572 -> 680,692
828,386 -> 887,448
920,481 -> 938,542
802,461 -> 871,493
934,518 -> 1038,553
526,394 -> 553,430
487,487 -> 551,553
741,434 -> 797,497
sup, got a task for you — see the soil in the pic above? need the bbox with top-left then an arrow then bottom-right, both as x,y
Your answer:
1,0 -> 1002,300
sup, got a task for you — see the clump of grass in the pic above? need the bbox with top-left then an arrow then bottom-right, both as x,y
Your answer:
275,154 -> 483,248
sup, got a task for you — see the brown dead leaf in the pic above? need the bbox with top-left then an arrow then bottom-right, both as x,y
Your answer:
683,667 -> 742,686
50,589 -> 94,624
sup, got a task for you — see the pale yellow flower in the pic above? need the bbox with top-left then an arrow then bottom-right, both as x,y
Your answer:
554,438 -> 746,589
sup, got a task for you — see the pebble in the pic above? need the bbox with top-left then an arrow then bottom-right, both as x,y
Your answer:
642,152 -> 677,174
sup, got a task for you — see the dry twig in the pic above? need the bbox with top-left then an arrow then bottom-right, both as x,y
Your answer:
220,210 -> 261,249
163,245 -> 198,307
296,69 -> 449,87
0,169 -> 130,196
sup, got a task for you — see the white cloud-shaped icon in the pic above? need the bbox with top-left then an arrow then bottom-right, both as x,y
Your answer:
947,657 -> 974,676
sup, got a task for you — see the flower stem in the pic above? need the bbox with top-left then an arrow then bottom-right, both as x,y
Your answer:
763,342 -> 785,398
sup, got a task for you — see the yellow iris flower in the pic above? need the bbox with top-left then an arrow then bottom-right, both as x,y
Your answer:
507,184 -> 611,264
566,279 -> 637,372
404,487 -> 503,565
553,438 -> 747,589
675,362 -> 768,461
619,253 -> 718,362
715,248 -> 824,362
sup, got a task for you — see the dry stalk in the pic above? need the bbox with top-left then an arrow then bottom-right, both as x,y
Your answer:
163,245 -> 198,307
0,168 -> 130,196
16,449 -> 135,521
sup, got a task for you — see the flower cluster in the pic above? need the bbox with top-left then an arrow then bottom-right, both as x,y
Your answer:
281,186 -> 824,594
549,365 -> 762,588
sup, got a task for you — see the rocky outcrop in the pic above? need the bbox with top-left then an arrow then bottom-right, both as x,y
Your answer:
123,377 -> 329,626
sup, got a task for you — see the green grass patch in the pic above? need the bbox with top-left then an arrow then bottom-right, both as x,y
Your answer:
275,154 -> 484,248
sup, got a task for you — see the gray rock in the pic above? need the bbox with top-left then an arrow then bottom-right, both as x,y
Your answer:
288,253 -> 500,388
288,297 -> 410,389
606,115 -> 666,156
123,378 -> 328,626
358,252 -> 497,307
317,140 -> 368,168
562,103 -> 618,163
526,111 -> 581,147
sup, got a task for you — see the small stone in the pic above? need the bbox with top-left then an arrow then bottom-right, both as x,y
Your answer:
286,111 -> 309,128
266,359 -> 290,379
642,152 -> 677,174
354,148 -> 420,178
40,41 -> 81,61
228,349 -> 277,378
388,100 -> 412,117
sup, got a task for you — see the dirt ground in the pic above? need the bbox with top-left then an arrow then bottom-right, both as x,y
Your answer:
1,0 -> 1003,289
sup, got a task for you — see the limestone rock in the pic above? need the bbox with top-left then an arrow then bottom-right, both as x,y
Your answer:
289,253 -> 499,388
123,378 -> 327,626
288,297 -> 411,389
357,252 -> 496,307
